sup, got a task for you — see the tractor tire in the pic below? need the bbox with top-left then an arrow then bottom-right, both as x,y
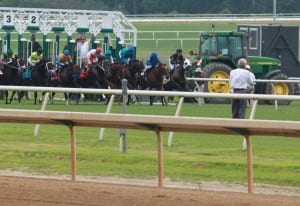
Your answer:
264,73 -> 295,105
203,62 -> 232,104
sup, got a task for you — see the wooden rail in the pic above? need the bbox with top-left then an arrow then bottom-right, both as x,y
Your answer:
1,108 -> 300,193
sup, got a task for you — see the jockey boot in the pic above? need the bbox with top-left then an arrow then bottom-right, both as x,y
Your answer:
144,70 -> 149,80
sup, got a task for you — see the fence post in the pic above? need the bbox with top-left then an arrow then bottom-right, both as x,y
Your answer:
168,97 -> 184,147
243,99 -> 258,150
99,94 -> 115,141
34,92 -> 50,137
119,79 -> 128,153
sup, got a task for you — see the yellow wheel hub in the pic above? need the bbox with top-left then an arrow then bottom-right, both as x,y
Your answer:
272,83 -> 289,95
207,71 -> 230,93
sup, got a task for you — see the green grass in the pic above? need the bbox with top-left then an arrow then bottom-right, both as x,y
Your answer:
2,21 -> 300,187
1,96 -> 300,187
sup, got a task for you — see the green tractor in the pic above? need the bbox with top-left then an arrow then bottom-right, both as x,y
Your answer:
190,31 -> 295,105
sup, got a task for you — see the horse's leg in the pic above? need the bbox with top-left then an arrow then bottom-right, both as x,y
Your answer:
34,91 -> 38,104
50,92 -> 56,104
38,91 -> 47,104
17,91 -> 26,103
149,96 -> 154,106
4,91 -> 9,104
25,91 -> 31,100
75,93 -> 80,104
160,96 -> 166,106
126,95 -> 130,105
8,91 -> 17,104
64,92 -> 70,105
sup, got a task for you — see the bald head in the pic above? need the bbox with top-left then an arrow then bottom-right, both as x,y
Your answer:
238,58 -> 247,69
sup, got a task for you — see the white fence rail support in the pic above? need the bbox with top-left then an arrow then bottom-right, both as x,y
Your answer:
99,94 -> 115,141
168,96 -> 184,147
34,92 -> 50,137
243,100 -> 258,151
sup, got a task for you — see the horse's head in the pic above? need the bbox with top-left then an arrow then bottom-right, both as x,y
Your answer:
183,58 -> 192,70
128,60 -> 145,74
157,64 -> 170,76
72,64 -> 81,75
17,58 -> 27,69
89,64 -> 105,77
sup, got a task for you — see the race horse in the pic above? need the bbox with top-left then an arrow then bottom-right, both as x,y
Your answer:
105,63 -> 124,89
105,60 -> 144,104
168,58 -> 191,91
0,57 -> 24,104
56,63 -> 82,105
78,63 -> 108,101
144,64 -> 170,106
15,58 -> 53,104
123,60 -> 145,90
122,60 -> 145,103
164,58 -> 193,102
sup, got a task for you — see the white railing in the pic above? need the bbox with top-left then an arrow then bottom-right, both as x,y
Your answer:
127,13 -> 300,22
0,85 -> 300,194
0,85 -> 299,100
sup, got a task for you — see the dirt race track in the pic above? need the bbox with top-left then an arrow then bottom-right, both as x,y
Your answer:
1,176 -> 300,206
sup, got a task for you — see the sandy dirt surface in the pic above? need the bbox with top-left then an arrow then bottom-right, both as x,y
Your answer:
1,174 -> 300,206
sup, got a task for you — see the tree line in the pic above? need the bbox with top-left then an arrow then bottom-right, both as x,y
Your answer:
0,0 -> 299,15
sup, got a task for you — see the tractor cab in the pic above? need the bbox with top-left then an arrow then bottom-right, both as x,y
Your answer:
200,31 -> 244,61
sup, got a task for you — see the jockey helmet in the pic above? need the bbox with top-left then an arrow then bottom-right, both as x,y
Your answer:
176,48 -> 182,53
63,49 -> 70,55
150,52 -> 158,58
37,48 -> 43,54
96,47 -> 102,53
128,47 -> 134,52
7,48 -> 13,56
105,50 -> 112,55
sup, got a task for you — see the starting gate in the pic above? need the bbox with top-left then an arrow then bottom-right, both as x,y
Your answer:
0,7 -> 137,63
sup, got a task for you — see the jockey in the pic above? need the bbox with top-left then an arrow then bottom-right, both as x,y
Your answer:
102,49 -> 114,64
119,46 -> 135,64
58,49 -> 73,69
28,48 -> 43,67
169,48 -> 184,72
143,51 -> 162,80
2,48 -> 16,64
86,47 -> 103,71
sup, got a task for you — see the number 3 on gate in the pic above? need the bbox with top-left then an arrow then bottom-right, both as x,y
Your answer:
3,13 -> 14,26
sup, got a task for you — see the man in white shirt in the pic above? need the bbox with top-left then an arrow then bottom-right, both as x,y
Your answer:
76,34 -> 94,68
229,58 -> 255,118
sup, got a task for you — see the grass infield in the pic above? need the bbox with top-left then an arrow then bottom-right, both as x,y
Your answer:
0,96 -> 300,187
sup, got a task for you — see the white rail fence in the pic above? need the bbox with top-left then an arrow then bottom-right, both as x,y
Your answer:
0,85 -> 300,194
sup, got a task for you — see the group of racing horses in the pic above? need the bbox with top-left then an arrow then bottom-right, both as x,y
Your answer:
0,56 -> 192,105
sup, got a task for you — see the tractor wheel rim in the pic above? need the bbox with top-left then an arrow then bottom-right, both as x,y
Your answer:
273,83 -> 289,95
207,71 -> 230,93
